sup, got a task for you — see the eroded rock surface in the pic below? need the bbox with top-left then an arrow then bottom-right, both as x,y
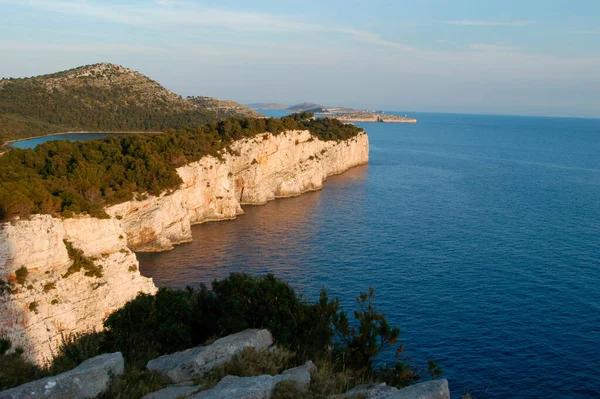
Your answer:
0,216 -> 156,364
147,329 -> 274,383
0,352 -> 124,399
107,130 -> 369,252
188,361 -> 316,399
345,379 -> 450,399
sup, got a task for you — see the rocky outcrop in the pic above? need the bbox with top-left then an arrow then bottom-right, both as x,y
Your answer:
0,129 -> 368,364
344,380 -> 450,399
182,361 -> 315,399
0,216 -> 156,365
147,329 -> 274,383
0,352 -> 124,399
107,130 -> 369,252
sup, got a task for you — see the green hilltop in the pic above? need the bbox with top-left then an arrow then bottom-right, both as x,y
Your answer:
0,63 -> 257,144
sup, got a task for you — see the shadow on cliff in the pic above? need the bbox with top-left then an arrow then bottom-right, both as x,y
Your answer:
137,163 -> 369,288
0,224 -> 40,366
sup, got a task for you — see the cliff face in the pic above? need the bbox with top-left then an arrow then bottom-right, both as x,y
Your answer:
0,215 -> 156,365
0,129 -> 369,363
107,130 -> 369,252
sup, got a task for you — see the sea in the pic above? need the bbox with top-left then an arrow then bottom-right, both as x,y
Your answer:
138,111 -> 600,398
12,112 -> 600,398
8,132 -> 145,149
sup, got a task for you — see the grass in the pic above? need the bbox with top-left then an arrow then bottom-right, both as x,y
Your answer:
196,347 -> 295,391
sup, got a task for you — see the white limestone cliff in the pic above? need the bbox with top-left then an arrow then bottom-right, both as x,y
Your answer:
107,130 -> 369,251
0,215 -> 156,365
0,129 -> 369,364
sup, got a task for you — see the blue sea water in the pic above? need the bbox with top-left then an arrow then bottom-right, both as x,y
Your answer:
138,112 -> 600,398
8,133 -> 140,149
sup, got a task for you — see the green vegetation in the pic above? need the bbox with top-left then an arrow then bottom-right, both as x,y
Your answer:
0,273 -> 438,398
0,63 -> 219,144
62,240 -> 103,278
0,280 -> 13,296
14,266 -> 28,285
0,113 -> 361,221
43,282 -> 56,292
28,301 -> 38,313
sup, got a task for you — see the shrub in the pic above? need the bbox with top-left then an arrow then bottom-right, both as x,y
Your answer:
62,240 -> 103,278
15,267 -> 27,285
0,339 -> 45,390
50,332 -> 107,375
103,287 -> 214,366
0,279 -> 13,296
43,282 -> 56,292
332,288 -> 399,371
211,274 -> 337,358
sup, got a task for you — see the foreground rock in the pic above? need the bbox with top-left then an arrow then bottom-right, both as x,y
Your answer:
0,352 -> 124,399
188,361 -> 316,399
142,384 -> 203,399
147,329 -> 274,383
345,379 -> 450,399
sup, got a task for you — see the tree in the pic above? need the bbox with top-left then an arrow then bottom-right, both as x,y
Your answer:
332,287 -> 400,370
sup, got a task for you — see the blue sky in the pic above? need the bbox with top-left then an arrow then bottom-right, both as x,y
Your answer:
1,0 -> 599,117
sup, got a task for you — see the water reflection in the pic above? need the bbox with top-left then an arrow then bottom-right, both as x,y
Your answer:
138,164 -> 369,289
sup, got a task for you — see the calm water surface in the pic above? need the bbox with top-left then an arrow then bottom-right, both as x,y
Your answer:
9,133 -> 143,149
139,112 -> 600,398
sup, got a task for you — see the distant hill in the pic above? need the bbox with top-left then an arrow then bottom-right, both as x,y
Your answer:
288,102 -> 326,112
248,102 -> 360,114
0,63 -> 253,144
187,96 -> 262,118
247,103 -> 290,110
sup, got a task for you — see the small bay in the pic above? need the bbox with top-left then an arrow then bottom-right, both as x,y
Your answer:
8,132 -> 150,149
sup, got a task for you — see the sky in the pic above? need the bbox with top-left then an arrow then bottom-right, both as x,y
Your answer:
0,0 -> 599,118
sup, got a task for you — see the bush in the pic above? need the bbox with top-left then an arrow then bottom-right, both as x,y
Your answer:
211,274 -> 337,359
0,339 -> 45,391
103,287 -> 216,366
15,266 -> 27,285
332,288 -> 399,371
0,274 -> 438,396
50,332 -> 107,375
62,240 -> 103,278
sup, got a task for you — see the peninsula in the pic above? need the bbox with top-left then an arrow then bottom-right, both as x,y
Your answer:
330,111 -> 417,123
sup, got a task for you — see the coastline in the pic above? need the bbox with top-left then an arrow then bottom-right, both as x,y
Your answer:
2,130 -> 163,149
334,117 -> 417,123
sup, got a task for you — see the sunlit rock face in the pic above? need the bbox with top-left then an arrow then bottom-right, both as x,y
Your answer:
107,130 -> 369,252
0,215 -> 156,365
0,130 -> 368,364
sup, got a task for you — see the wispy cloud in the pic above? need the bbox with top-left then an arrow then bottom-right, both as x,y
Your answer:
447,20 -> 536,26
0,0 -> 414,51
0,40 -> 170,54
470,43 -> 520,52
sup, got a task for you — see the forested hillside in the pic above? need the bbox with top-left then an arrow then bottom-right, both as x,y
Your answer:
0,113 -> 362,221
0,63 -> 252,144
187,96 -> 262,118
